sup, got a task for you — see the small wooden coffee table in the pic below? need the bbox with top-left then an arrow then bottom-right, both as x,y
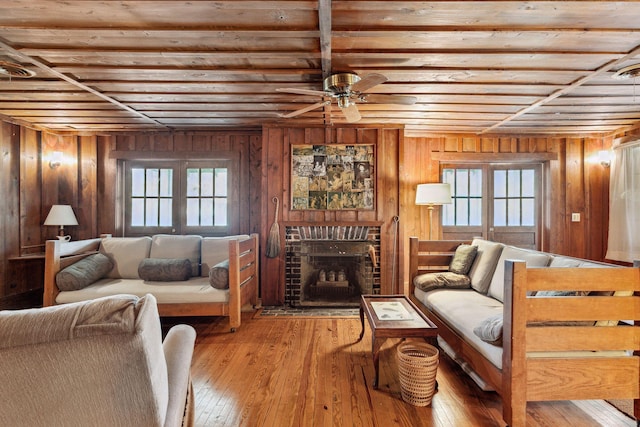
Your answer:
357,294 -> 438,389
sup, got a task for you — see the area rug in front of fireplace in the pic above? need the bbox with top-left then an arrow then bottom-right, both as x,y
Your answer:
256,306 -> 359,318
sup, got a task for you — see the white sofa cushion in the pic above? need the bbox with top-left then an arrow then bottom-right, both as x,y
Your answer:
101,237 -> 152,279
487,246 -> 551,303
549,256 -> 582,268
150,234 -> 202,276
415,288 -> 504,369
201,235 -> 250,276
55,276 -> 228,305
468,238 -> 504,294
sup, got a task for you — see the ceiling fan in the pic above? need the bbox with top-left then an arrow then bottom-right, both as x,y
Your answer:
276,72 -> 417,123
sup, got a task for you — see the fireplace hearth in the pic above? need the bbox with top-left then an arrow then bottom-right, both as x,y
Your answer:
285,226 -> 381,307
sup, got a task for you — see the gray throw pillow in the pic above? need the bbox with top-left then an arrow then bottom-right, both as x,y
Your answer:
449,244 -> 478,275
209,259 -> 229,289
56,253 -> 113,291
138,258 -> 191,282
473,314 -> 503,346
413,271 -> 471,292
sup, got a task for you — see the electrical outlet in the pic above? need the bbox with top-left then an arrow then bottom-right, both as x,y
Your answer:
571,213 -> 581,222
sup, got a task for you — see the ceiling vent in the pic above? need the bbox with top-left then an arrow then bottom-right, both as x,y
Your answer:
0,60 -> 36,78
612,64 -> 640,80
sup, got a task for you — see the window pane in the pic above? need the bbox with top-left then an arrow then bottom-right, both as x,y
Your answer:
456,198 -> 469,226
214,199 -> 228,226
522,169 -> 535,197
442,204 -> 455,226
470,198 -> 482,226
200,198 -> 214,226
159,199 -> 172,226
146,169 -> 159,197
145,199 -> 158,226
442,168 -> 454,186
160,169 -> 172,197
494,170 -> 506,198
201,168 -> 214,197
507,170 -> 521,197
215,168 -> 227,197
132,168 -> 145,197
522,198 -> 535,226
131,199 -> 144,226
456,169 -> 469,196
186,169 -> 199,197
469,169 -> 482,197
508,199 -> 521,226
186,198 -> 199,226
494,199 -> 506,226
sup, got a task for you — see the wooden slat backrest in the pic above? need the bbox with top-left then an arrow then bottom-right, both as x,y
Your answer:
502,260 -> 640,426
408,237 -> 470,283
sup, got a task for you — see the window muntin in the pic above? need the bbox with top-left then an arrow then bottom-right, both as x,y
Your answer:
124,160 -> 235,236
130,167 -> 174,227
443,168 -> 482,226
493,168 -> 536,227
185,167 -> 228,227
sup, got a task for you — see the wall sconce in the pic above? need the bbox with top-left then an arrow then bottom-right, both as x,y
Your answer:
597,150 -> 612,168
49,151 -> 63,169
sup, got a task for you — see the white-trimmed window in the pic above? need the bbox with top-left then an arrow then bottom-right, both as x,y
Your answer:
123,159 -> 236,236
441,163 -> 541,248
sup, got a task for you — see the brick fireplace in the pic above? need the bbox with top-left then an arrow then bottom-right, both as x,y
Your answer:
285,225 -> 381,307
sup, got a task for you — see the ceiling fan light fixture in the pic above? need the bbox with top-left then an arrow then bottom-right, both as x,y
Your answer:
612,63 -> 640,80
323,73 -> 360,95
337,95 -> 350,109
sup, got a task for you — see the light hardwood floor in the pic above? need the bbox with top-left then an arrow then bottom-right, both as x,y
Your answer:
165,312 -> 636,427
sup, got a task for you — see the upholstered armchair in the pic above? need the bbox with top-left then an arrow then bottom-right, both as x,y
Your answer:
0,294 -> 196,427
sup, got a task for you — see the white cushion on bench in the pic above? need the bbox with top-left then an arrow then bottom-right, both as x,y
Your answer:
415,287 -> 504,369
487,246 -> 551,303
200,235 -> 250,275
55,276 -> 228,305
100,237 -> 152,279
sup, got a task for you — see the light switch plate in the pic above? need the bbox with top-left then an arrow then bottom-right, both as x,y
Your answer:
571,213 -> 581,222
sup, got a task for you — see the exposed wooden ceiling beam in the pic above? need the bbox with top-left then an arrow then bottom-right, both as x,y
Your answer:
318,0 -> 332,124
480,43 -> 640,134
0,39 -> 167,128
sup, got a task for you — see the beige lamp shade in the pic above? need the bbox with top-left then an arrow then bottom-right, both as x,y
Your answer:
415,183 -> 452,206
415,183 -> 451,240
44,205 -> 78,237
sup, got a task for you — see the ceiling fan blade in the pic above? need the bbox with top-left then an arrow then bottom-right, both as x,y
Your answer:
280,101 -> 330,118
341,103 -> 361,123
360,93 -> 417,105
276,88 -> 327,97
350,73 -> 388,93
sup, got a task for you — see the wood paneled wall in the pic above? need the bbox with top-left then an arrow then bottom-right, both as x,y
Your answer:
260,125 -> 404,305
95,131 -> 262,236
399,135 -> 611,293
0,118 -> 614,308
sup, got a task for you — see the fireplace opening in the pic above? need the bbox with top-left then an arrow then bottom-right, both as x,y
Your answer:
285,226 -> 381,307
300,240 -> 374,307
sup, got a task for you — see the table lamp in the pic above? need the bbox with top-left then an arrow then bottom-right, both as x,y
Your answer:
44,205 -> 78,240
415,183 -> 452,240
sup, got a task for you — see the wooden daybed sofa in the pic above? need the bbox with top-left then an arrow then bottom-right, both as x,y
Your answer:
44,233 -> 259,331
409,237 -> 640,427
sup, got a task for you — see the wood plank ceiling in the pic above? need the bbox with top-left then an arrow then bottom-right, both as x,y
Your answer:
1,1 -> 640,137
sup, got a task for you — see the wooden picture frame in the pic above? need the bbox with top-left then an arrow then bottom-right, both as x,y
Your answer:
291,144 -> 375,210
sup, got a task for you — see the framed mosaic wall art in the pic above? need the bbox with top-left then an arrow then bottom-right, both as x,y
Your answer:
291,144 -> 375,210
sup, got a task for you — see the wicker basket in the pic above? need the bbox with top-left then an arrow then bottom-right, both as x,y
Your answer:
396,341 -> 439,407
